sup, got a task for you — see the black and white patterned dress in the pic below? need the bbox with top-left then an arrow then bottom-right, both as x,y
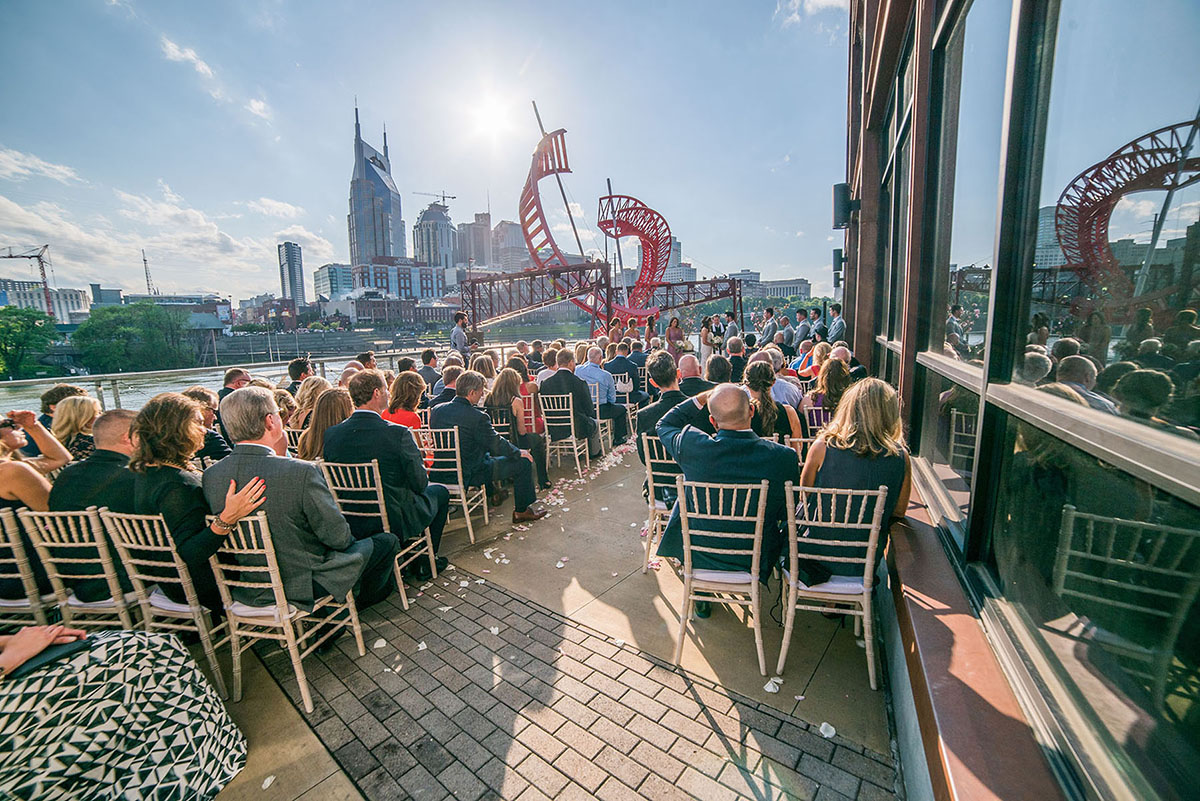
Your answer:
0,630 -> 247,800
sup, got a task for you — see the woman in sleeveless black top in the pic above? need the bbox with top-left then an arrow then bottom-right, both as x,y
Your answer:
744,361 -> 805,441
799,379 -> 911,576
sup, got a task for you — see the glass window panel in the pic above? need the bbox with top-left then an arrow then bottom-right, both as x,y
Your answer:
887,134 -> 910,340
916,367 -> 981,549
989,407 -> 1200,796
928,0 -> 1011,362
1016,0 -> 1200,442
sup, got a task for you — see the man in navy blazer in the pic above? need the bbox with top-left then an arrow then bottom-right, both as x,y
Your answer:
323,370 -> 450,576
429,371 -> 549,522
655,386 -> 798,587
605,342 -> 650,407
428,365 -> 462,410
540,349 -> 602,459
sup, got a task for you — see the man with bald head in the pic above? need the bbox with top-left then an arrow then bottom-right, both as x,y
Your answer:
678,354 -> 715,397
654,385 -> 799,614
575,345 -> 629,446
1057,355 -> 1118,414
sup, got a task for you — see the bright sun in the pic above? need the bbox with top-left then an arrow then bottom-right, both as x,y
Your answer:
473,93 -> 514,141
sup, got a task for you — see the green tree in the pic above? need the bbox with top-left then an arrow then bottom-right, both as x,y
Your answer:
0,306 -> 57,378
72,302 -> 193,373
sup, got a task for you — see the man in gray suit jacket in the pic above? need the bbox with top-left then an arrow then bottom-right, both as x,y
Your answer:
203,387 -> 399,611
723,311 -> 740,354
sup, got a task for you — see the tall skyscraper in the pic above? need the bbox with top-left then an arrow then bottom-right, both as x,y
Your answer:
491,220 -> 530,272
1035,206 -> 1068,268
413,202 -> 456,280
278,241 -> 305,305
457,212 -> 493,267
348,106 -> 405,268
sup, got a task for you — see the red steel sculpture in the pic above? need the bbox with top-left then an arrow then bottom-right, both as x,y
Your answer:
596,193 -> 672,317
1055,120 -> 1200,321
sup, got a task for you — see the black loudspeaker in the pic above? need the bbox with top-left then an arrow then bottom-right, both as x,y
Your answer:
832,183 -> 858,229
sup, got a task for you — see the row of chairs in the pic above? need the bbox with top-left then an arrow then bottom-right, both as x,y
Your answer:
0,459 -> 439,713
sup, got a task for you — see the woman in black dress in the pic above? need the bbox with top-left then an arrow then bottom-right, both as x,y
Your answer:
744,361 -> 805,440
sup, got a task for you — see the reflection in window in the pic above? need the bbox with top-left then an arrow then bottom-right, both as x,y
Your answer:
917,368 -> 981,548
1020,0 -> 1200,440
929,0 -> 1012,361
990,402 -> 1200,796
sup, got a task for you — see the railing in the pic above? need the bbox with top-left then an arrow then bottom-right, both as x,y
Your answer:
2,341 -> 534,410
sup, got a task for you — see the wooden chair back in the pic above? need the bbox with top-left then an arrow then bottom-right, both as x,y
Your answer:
540,393 -> 579,442
285,428 -> 304,453
208,512 -> 290,614
485,405 -> 513,441
783,483 -> 889,589
675,477 -> 769,580
0,507 -> 48,625
785,436 -> 819,464
319,460 -> 389,534
100,510 -> 203,613
643,434 -> 682,504
949,409 -> 977,475
804,405 -> 835,432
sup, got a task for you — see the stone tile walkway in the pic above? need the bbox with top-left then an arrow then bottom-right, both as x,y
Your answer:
259,566 -> 898,801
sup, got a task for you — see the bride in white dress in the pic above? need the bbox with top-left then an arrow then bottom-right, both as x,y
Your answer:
699,316 -> 715,371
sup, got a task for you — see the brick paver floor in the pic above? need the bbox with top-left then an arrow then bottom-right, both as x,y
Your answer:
260,567 -> 898,801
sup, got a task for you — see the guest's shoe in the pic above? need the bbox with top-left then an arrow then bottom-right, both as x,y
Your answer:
693,600 -> 712,619
489,488 -> 510,506
538,481 -> 553,490
512,507 -> 549,523
314,625 -> 346,654
412,557 -> 449,581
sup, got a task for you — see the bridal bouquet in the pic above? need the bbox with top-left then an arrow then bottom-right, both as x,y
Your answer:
680,340 -> 695,353
711,335 -> 724,347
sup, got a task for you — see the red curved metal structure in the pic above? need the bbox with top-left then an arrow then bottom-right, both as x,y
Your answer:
1055,120 -> 1200,319
596,194 -> 671,318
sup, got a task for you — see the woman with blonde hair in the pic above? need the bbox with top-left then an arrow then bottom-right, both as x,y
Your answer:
799,341 -> 832,378
51,395 -> 102,461
744,361 -> 804,440
800,378 -> 911,577
297,388 -> 353,461
383,371 -> 427,429
573,341 -> 589,366
273,389 -> 297,429
131,393 -> 265,611
470,353 -> 497,389
291,375 -> 331,430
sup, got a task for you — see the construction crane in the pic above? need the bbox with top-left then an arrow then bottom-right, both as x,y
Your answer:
413,191 -> 457,205
0,245 -> 55,319
142,249 -> 158,295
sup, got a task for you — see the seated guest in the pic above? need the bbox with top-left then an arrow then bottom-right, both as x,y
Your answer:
418,349 -> 441,387
627,340 -> 648,369
1016,351 -> 1053,385
1094,360 -> 1138,401
536,348 -> 560,384
392,357 -> 415,375
1134,338 -> 1174,370
286,357 -> 313,396
745,361 -> 805,440
21,383 -> 86,457
1172,340 -> 1200,386
483,368 -> 552,491
183,386 -> 233,463
528,340 -> 545,372
470,353 -> 497,389
800,378 -> 911,576
541,349 -> 602,458
274,389 -> 297,428
383,371 -> 427,429
515,340 -> 532,363
761,348 -> 803,408
727,336 -> 747,383
705,353 -> 732,385
429,365 -> 462,408
1056,355 -> 1118,414
48,409 -> 138,602
132,393 -> 266,611
430,353 -> 462,396
799,342 -> 831,379
0,410 -> 73,601
291,376 -> 331,431
605,342 -> 650,406
296,387 -> 353,461
51,395 -> 102,462
323,371 -> 451,571
655,386 -> 800,614
433,371 -> 549,521
356,351 -> 378,371
801,357 -> 853,420
506,358 -> 545,437
1112,369 -> 1198,439
636,350 -> 705,465
216,368 -> 251,443
678,354 -> 715,397
775,331 -> 796,361
575,346 -> 630,447
205,386 -> 399,610
790,339 -> 816,373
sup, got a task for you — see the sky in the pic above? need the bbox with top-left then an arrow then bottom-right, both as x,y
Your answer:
0,0 -> 852,302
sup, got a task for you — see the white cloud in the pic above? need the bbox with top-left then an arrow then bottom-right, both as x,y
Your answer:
157,179 -> 183,204
774,0 -> 849,28
245,98 -> 271,120
246,197 -> 304,218
160,36 -> 214,79
795,231 -> 805,238
0,147 -> 83,184
273,225 -> 335,262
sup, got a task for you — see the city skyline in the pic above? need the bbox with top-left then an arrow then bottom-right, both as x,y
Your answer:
0,0 -> 853,302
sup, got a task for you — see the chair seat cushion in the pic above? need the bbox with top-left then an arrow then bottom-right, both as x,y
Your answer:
653,500 -> 668,511
692,569 -> 756,585
149,587 -> 197,614
66,590 -> 139,608
0,592 -> 56,608
230,600 -> 300,620
781,568 -> 865,595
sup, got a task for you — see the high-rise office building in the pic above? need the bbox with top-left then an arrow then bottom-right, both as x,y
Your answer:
278,241 -> 305,305
348,106 -> 405,268
457,212 -> 493,268
413,203 -> 456,281
313,263 -> 355,301
1035,206 -> 1068,268
491,220 -> 530,272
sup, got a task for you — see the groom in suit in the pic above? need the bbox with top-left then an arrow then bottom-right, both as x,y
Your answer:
323,370 -> 450,577
203,386 -> 400,610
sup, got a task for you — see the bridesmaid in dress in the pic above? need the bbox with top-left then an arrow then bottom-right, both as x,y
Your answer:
666,317 -> 686,363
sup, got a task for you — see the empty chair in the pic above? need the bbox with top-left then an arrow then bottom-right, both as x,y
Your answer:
949,410 -> 977,477
0,507 -> 53,626
642,434 -> 682,574
101,509 -> 229,698
776,482 -> 889,688
1053,505 -> 1200,710
208,512 -> 366,714
672,477 -> 771,676
320,460 -> 437,608
419,429 -> 489,544
19,506 -> 138,629
539,393 -> 589,479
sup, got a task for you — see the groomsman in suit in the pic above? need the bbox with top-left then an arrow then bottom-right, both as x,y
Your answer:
827,303 -> 847,344
723,311 -> 740,354
759,308 -> 779,348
